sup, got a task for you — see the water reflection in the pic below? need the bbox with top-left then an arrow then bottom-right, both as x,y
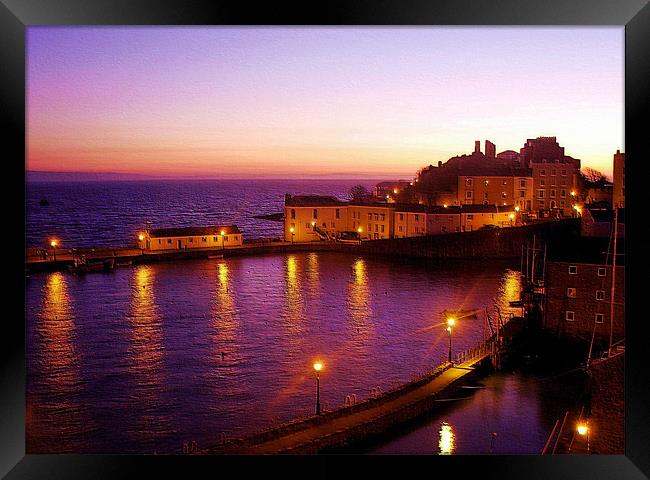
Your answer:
438,422 -> 456,455
348,258 -> 372,338
127,265 -> 169,443
283,255 -> 304,336
210,262 -> 242,375
306,252 -> 320,298
495,270 -> 522,316
29,272 -> 90,452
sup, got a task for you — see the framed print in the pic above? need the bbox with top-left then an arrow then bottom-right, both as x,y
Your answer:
2,0 -> 649,478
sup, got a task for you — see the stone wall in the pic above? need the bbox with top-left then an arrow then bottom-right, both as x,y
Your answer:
589,352 -> 624,454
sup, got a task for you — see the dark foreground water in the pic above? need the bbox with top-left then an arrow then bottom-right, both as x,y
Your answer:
26,252 -> 531,454
26,179 -> 375,248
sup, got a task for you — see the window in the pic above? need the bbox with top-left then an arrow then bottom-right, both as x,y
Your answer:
374,224 -> 378,232
189,238 -> 193,243
560,200 -> 565,207
312,209 -> 318,219
335,208 -> 340,219
538,190 -> 545,199
467,215 -> 474,220
484,192 -> 489,199
167,239 -> 172,244
566,311 -> 575,322
415,214 -> 419,222
290,209 -> 296,219
596,290 -> 605,301
381,214 -> 385,221
399,213 -> 404,221
398,225 -> 403,232
598,267 -> 606,277
158,239 -> 162,244
381,225 -> 385,233
224,236 -> 228,241
466,191 -> 473,199
368,213 -> 372,220
595,313 -> 604,324
561,169 -> 567,176
367,223 -> 371,232
551,169 -> 556,176
202,237 -> 207,242
540,169 -> 546,176
540,179 -> 545,187
560,190 -> 566,198
465,178 -> 473,187
519,190 -> 526,198
213,236 -> 217,242
550,190 -> 556,198
569,265 -> 578,274
441,225 -> 447,233
501,192 -> 507,199
234,235 -> 239,241
567,288 -> 576,298
519,179 -> 527,188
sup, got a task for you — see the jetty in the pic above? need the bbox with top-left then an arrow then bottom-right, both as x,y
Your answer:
204,330 -> 510,454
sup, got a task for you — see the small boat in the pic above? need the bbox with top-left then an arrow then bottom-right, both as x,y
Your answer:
115,259 -> 133,266
440,308 -> 480,320
39,198 -> 50,206
68,256 -> 115,273
208,254 -> 224,259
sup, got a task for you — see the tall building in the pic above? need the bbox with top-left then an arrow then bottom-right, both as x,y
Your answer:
612,150 -> 625,208
485,140 -> 496,159
519,137 -> 565,168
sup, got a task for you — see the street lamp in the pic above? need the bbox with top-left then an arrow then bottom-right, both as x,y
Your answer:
138,234 -> 145,255
221,230 -> 226,249
50,239 -> 58,261
446,318 -> 456,364
313,361 -> 323,415
289,227 -> 295,244
357,226 -> 362,244
577,422 -> 590,452
509,213 -> 515,226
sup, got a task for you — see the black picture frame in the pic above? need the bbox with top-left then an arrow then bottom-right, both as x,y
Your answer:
2,0 -> 648,478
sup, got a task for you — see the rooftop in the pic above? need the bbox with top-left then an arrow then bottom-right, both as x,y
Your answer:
585,207 -> 625,224
149,225 -> 241,238
285,194 -> 347,207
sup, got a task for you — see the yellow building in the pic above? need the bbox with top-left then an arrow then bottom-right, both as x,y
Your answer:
460,205 -> 516,232
426,206 -> 461,234
138,225 -> 243,251
458,172 -> 533,211
394,204 -> 427,238
284,195 -> 348,242
347,203 -> 395,240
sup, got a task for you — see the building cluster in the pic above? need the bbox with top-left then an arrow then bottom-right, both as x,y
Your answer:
284,194 -> 518,242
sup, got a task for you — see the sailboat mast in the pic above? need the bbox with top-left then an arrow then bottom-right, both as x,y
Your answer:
608,208 -> 619,356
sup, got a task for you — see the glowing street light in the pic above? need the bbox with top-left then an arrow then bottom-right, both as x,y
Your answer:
50,239 -> 58,261
577,422 -> 590,452
393,189 -> 398,194
289,227 -> 295,245
570,190 -> 576,197
357,226 -> 363,244
138,233 -> 145,255
313,361 -> 323,415
221,229 -> 226,249
446,318 -> 455,364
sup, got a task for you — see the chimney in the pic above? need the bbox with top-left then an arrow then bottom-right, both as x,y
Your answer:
474,140 -> 481,154
438,161 -> 442,167
485,140 -> 496,159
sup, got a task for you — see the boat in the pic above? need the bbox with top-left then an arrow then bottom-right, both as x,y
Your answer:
115,259 -> 133,266
440,308 -> 481,320
39,197 -> 49,206
68,256 -> 115,273
208,254 -> 224,259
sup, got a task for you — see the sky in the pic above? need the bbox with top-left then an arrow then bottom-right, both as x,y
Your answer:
27,27 -> 624,179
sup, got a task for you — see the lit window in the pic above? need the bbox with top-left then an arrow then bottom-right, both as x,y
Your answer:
538,190 -> 545,199
501,192 -> 507,199
399,226 -> 403,232
466,191 -> 473,199
566,311 -> 575,321
540,180 -> 545,187
400,213 -> 404,221
336,208 -> 340,219
596,290 -> 605,301
595,313 -> 604,324
560,190 -> 566,198
569,265 -> 578,274
466,178 -> 473,187
519,179 -> 527,188
567,288 -> 577,298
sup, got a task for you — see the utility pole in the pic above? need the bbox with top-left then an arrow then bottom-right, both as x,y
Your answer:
608,208 -> 619,357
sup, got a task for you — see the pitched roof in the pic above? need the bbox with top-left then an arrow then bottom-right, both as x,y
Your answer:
285,194 -> 348,207
149,225 -> 241,238
461,204 -> 516,214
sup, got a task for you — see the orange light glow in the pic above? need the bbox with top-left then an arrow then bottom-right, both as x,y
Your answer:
138,234 -> 145,241
50,239 -> 58,248
313,361 -> 323,372
577,423 -> 588,436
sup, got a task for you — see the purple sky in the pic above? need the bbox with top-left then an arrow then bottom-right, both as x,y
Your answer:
27,27 -> 623,179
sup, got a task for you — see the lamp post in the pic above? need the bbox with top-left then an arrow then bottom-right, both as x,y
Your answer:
357,227 -> 362,244
313,361 -> 323,415
289,227 -> 295,245
138,234 -> 145,255
221,230 -> 226,250
446,318 -> 455,364
577,422 -> 590,452
50,239 -> 58,261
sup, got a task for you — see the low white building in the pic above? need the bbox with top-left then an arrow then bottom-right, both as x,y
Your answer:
138,225 -> 243,251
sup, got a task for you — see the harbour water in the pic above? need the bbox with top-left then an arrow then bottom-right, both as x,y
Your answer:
25,179 -> 376,248
26,252 -> 528,453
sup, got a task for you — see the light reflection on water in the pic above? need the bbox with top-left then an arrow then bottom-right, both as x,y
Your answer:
26,253 -> 524,453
